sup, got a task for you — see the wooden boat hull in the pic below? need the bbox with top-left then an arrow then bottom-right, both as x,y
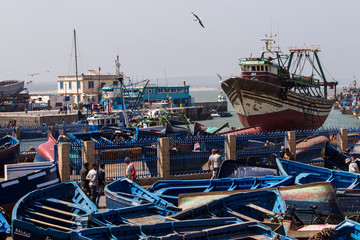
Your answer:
149,176 -> 294,205
12,181 -> 97,240
88,203 -> 177,227
72,220 -> 292,240
177,183 -> 344,225
171,189 -> 286,222
276,157 -> 360,189
0,80 -> 24,97
34,135 -> 56,162
322,141 -> 348,171
0,164 -> 60,215
104,177 -> 175,210
335,219 -> 360,239
217,160 -> 278,178
0,135 -> 20,172
221,77 -> 335,131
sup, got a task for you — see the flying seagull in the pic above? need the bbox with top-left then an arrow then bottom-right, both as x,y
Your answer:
191,12 -> 205,28
28,73 -> 40,77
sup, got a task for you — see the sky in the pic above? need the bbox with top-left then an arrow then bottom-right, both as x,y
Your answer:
0,0 -> 359,89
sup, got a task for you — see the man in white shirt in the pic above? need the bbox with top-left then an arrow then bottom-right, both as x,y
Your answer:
208,149 -> 223,179
86,163 -> 98,203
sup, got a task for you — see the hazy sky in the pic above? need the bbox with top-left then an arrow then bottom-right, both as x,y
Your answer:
0,0 -> 358,88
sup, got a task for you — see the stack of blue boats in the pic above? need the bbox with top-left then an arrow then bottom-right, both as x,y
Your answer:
7,153 -> 360,239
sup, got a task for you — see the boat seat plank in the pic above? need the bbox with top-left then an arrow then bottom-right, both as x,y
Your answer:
25,210 -> 75,225
223,207 -> 258,222
35,204 -> 78,217
45,198 -> 74,206
245,203 -> 276,217
24,217 -> 72,232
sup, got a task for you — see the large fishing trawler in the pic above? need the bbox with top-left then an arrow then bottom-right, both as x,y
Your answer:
221,34 -> 338,131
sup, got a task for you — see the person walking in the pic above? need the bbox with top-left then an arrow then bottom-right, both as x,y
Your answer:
86,164 -> 98,203
208,149 -> 223,179
96,163 -> 110,208
125,157 -> 136,181
80,162 -> 90,196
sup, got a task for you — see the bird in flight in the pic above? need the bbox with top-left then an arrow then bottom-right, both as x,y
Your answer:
191,12 -> 205,28
28,73 -> 40,77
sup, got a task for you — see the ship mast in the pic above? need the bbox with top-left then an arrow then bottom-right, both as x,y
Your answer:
74,29 -> 79,104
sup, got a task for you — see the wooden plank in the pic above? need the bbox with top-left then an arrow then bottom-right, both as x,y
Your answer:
26,211 -> 75,225
223,208 -> 258,222
246,203 -> 276,217
25,218 -> 72,232
37,205 -> 77,217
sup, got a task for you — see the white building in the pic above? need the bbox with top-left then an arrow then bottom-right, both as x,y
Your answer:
57,70 -> 120,104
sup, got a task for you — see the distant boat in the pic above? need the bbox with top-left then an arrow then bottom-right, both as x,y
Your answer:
0,135 -> 20,173
0,80 -> 24,97
34,134 -> 56,162
87,112 -> 122,131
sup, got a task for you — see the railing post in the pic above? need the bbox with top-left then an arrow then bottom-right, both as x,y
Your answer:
58,142 -> 70,182
84,124 -> 89,133
12,126 -> 20,139
339,128 -> 348,152
158,137 -> 170,179
226,135 -> 236,160
83,141 -> 95,167
49,126 -> 55,137
286,131 -> 296,160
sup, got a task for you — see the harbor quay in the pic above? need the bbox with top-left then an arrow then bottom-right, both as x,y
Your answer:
0,101 -> 227,127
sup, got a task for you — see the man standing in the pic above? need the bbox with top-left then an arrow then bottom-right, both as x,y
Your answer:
80,163 -> 90,196
284,148 -> 295,161
346,157 -> 360,173
208,149 -> 223,179
86,164 -> 98,204
96,163 -> 109,208
125,157 -> 136,181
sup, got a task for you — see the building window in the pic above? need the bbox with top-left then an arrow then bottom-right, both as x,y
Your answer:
77,82 -> 80,89
88,81 -> 94,89
69,82 -> 72,89
60,82 -> 64,89
171,89 -> 176,92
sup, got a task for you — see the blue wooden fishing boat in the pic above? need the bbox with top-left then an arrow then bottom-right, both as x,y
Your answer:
104,177 -> 175,210
0,210 -> 10,239
334,219 -> 360,240
149,176 -> 294,204
169,189 -> 286,223
68,127 -> 139,144
72,219 -> 293,240
0,135 -> 20,172
322,141 -> 348,171
12,181 -> 97,240
276,157 -> 360,189
0,164 -> 60,215
217,160 -> 278,178
88,203 -> 177,227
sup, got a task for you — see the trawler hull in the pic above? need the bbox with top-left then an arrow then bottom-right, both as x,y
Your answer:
221,77 -> 335,131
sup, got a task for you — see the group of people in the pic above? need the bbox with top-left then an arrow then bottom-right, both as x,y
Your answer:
79,157 -> 136,207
